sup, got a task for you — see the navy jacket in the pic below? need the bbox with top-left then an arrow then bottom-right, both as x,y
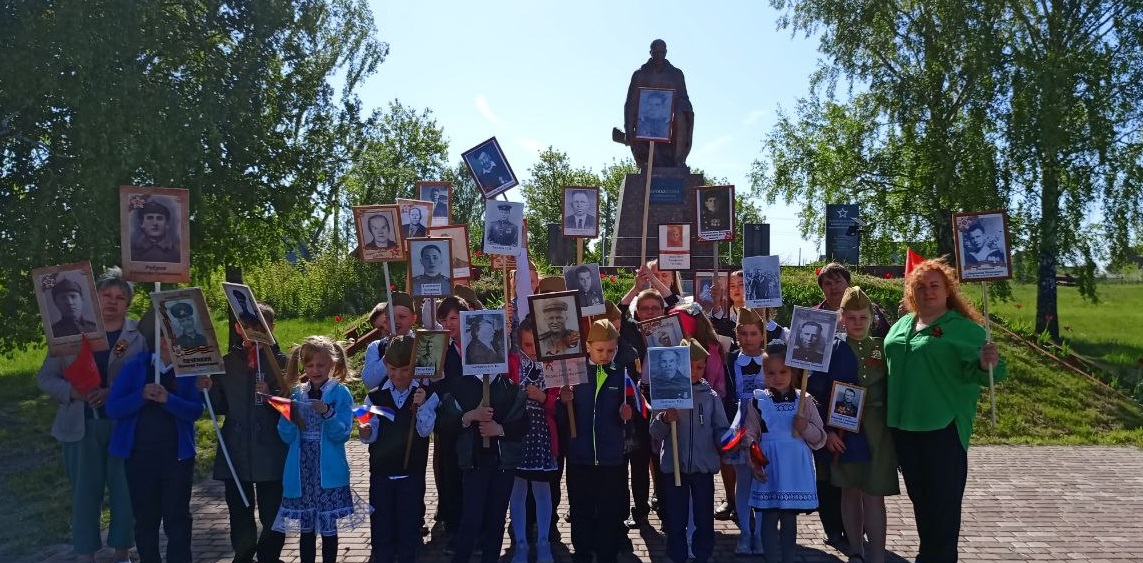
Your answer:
556,361 -> 635,467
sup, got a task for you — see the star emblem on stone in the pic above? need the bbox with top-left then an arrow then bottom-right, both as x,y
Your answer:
836,208 -> 849,219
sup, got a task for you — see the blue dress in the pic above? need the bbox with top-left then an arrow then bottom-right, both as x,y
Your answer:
273,396 -> 369,535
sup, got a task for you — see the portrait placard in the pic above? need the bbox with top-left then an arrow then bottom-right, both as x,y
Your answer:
562,264 -> 605,317
32,261 -> 108,357
151,287 -> 224,377
647,345 -> 693,410
119,186 -> 191,283
459,310 -> 508,375
407,237 -> 453,298
412,329 -> 449,381
529,290 -> 584,361
428,224 -> 472,279
634,87 -> 675,142
396,198 -> 433,240
639,314 -> 685,350
695,185 -> 735,242
542,358 -> 590,390
658,223 -> 691,271
826,381 -> 866,433
693,271 -> 730,313
562,186 -> 600,238
491,219 -> 530,270
952,210 -> 1013,283
462,137 -> 519,198
417,181 -> 452,227
353,205 -> 405,262
483,200 -> 525,256
786,306 -> 840,372
742,255 -> 782,308
221,282 -> 275,345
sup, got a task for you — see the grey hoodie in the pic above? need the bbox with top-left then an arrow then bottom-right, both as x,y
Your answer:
649,379 -> 730,474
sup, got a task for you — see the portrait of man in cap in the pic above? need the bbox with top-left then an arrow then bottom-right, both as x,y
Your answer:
168,301 -> 207,350
532,293 -> 582,359
409,240 -> 452,297
464,314 -> 504,365
48,275 -> 98,337
130,197 -> 180,263
486,203 -> 519,248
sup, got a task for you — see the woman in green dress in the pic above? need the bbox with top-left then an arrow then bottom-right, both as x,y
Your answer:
817,286 -> 899,563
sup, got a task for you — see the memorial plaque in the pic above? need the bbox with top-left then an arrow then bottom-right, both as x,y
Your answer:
825,204 -> 860,264
649,177 -> 685,205
743,223 -> 771,258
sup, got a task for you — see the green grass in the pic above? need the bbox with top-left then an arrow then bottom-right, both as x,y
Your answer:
984,283 -> 1143,398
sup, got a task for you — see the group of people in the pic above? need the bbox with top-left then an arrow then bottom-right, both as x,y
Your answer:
39,258 -> 1005,563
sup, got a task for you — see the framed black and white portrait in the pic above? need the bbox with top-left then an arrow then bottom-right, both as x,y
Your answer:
353,205 -> 405,263
647,345 -> 693,410
396,198 -> 433,240
562,186 -> 600,238
459,309 -> 508,375
742,255 -> 782,309
639,313 -> 685,350
407,237 -> 453,298
417,181 -> 452,227
785,305 -> 840,372
222,282 -> 275,345
462,137 -> 519,198
483,200 -> 524,256
32,261 -> 108,357
119,186 -> 191,283
635,87 -> 675,142
658,223 -> 691,271
428,224 -> 472,280
693,271 -> 730,313
952,210 -> 1013,283
562,263 -> 605,317
695,185 -> 735,242
528,290 -> 585,361
826,381 -> 866,433
151,287 -> 224,377
412,329 -> 449,381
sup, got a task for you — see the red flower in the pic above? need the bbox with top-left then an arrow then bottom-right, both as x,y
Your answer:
334,315 -> 342,322
389,285 -> 396,290
883,273 -> 893,279
610,275 -> 618,283
474,251 -> 483,257
814,267 -> 822,276
931,326 -> 943,338
600,272 -> 606,279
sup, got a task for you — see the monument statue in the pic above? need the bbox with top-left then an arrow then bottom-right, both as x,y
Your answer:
613,39 -> 694,169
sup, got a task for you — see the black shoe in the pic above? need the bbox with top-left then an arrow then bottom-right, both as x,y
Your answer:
825,533 -> 849,551
714,501 -> 736,521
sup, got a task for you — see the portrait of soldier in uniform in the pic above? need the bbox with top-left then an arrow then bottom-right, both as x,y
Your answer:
130,198 -> 180,263
409,240 -> 452,297
530,292 -> 583,360
48,276 -> 98,338
169,301 -> 207,350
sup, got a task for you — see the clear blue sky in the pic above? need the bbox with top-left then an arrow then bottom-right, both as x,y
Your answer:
361,0 -> 824,264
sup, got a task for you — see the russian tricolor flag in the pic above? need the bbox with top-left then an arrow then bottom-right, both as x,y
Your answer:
624,374 -> 649,418
719,427 -> 746,453
353,404 -> 397,424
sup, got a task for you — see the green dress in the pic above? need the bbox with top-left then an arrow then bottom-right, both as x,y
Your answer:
831,336 -> 900,496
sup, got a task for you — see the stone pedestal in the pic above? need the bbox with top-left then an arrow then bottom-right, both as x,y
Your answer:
608,168 -> 719,270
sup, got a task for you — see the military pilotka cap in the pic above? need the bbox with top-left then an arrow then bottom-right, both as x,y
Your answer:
391,291 -> 415,312
685,337 -> 709,361
839,285 -> 872,312
586,319 -> 619,342
497,203 -> 512,211
170,302 -> 194,318
537,276 -> 565,294
383,334 -> 414,367
51,277 -> 83,298
140,198 -> 170,218
736,307 -> 763,327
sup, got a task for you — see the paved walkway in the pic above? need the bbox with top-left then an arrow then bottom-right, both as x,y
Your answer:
33,445 -> 1143,562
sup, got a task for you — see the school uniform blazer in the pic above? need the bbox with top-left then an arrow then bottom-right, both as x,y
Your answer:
277,382 -> 354,498
36,319 -> 148,442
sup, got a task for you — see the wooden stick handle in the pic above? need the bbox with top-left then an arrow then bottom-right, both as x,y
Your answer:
566,401 -> 577,438
671,419 -> 682,487
639,142 -> 656,267
482,373 -> 491,447
794,368 -> 810,437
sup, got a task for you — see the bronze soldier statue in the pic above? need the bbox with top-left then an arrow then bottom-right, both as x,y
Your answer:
613,39 -> 694,169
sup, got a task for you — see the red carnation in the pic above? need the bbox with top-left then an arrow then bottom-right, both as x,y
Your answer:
610,275 -> 618,283
334,315 -> 342,322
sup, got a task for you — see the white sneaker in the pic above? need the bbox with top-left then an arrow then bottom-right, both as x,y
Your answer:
735,534 -> 753,555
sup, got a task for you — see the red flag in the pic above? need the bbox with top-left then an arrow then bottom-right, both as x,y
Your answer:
63,337 -> 101,395
750,442 -> 770,468
905,248 -> 925,276
262,394 -> 292,421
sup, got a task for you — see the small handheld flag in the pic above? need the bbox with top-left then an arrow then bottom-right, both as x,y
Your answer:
750,442 -> 769,468
624,374 -> 649,418
719,427 -> 746,453
261,394 -> 292,420
63,337 -> 101,396
905,248 -> 925,276
353,404 -> 396,424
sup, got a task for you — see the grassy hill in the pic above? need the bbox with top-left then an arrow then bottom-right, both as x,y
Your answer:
2,273 -> 1141,558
